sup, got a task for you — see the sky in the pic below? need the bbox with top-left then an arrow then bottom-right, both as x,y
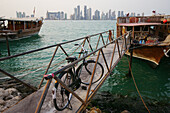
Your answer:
0,0 -> 170,18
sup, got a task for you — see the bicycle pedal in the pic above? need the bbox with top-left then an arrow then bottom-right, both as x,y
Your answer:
81,86 -> 87,90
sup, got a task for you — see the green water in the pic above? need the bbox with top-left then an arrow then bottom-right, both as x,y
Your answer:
0,20 -> 169,103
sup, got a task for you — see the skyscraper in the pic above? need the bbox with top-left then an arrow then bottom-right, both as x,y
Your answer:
106,13 -> 109,20
16,11 -> 19,18
101,12 -> 106,20
94,10 -> 100,20
118,11 -> 120,17
61,11 -> 64,20
65,13 -> 67,20
23,12 -> 26,18
87,8 -> 92,20
77,5 -> 80,20
84,5 -> 87,20
121,11 -> 124,17
74,8 -> 77,20
109,9 -> 111,20
112,11 -> 116,20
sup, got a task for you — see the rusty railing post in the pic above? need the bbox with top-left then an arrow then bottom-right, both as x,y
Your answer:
109,41 -> 116,70
116,39 -> 121,58
86,37 -> 93,52
108,30 -> 113,43
79,38 -> 86,58
95,35 -> 100,50
100,33 -> 106,46
59,45 -> 69,57
101,49 -> 110,72
5,35 -> 11,56
85,49 -> 101,103
38,46 -> 59,89
35,79 -> 52,113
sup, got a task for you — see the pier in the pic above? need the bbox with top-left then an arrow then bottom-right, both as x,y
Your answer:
1,30 -> 132,113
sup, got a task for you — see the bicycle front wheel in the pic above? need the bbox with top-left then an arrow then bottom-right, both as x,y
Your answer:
76,60 -> 104,85
53,71 -> 73,111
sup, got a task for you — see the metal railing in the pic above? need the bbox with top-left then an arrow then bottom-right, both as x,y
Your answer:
35,31 -> 132,113
0,30 -> 114,90
0,29 -> 132,112
117,15 -> 170,24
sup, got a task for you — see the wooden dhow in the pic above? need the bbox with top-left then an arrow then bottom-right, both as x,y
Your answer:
0,17 -> 43,41
117,15 -> 170,67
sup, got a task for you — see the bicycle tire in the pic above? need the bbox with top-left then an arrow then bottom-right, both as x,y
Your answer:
76,60 -> 104,85
53,71 -> 73,111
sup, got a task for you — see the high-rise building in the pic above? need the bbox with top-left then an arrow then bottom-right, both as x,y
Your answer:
118,11 -> 120,17
94,10 -> 100,20
101,12 -> 106,20
22,12 -> 26,18
80,10 -> 83,20
61,11 -> 64,20
121,11 -> 124,17
74,8 -> 77,20
16,11 -> 19,18
106,13 -> 109,20
134,13 -> 136,17
87,8 -> 92,20
58,12 -> 61,19
112,11 -> 116,20
130,12 -> 136,17
65,13 -> 67,20
77,5 -> 80,20
109,9 -> 111,20
46,11 -> 66,20
19,12 -> 22,18
84,5 -> 87,20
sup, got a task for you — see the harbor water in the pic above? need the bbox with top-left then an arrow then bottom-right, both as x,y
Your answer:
0,20 -> 169,107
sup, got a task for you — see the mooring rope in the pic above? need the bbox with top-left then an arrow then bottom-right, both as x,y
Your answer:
127,56 -> 151,113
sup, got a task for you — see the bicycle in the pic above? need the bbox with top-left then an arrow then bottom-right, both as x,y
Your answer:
46,44 -> 104,111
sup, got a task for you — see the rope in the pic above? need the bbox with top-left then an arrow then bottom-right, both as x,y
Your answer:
127,56 -> 151,113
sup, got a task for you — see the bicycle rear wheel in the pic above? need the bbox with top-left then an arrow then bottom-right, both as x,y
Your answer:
53,71 -> 73,111
76,60 -> 104,85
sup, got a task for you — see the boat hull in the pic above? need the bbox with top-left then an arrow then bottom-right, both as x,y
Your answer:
0,26 -> 41,41
126,45 -> 169,67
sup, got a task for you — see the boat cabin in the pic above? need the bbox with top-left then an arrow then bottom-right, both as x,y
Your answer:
0,18 -> 43,31
117,15 -> 170,44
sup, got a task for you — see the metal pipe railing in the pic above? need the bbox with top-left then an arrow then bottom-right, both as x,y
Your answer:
1,29 -> 131,113
0,30 -> 114,93
34,31 -> 131,113
0,30 -> 113,61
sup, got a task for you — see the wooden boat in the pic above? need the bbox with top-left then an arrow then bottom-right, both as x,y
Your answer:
117,15 -> 170,67
0,17 -> 43,41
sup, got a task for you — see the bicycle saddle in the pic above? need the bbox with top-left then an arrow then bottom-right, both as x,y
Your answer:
66,56 -> 77,62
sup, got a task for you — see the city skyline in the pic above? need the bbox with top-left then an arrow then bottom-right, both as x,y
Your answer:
0,0 -> 170,18
46,5 -> 152,20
